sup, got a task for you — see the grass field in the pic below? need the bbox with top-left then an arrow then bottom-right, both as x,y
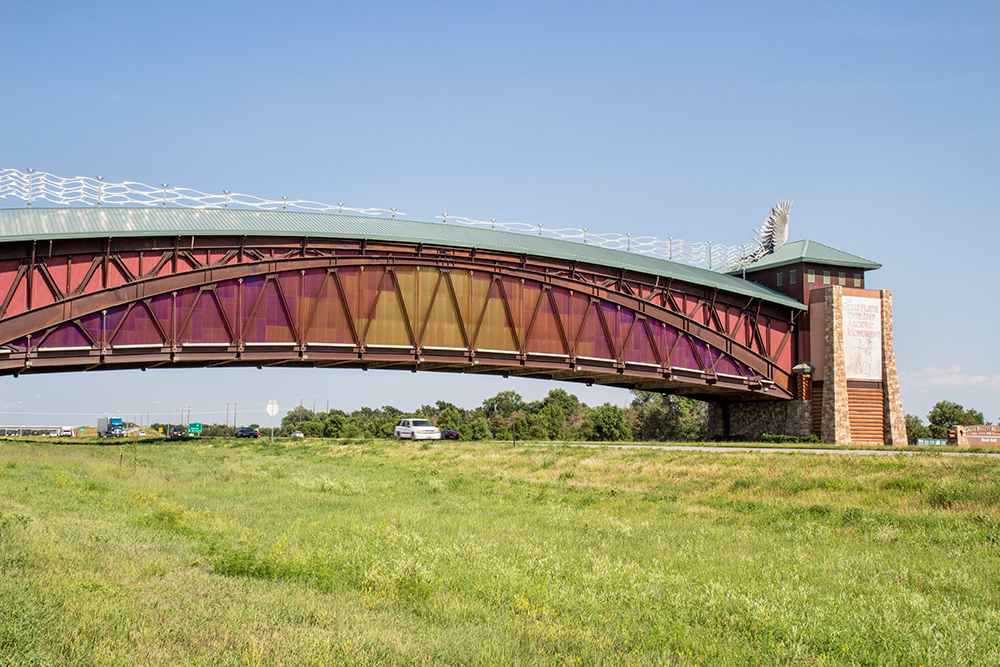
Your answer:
1,437 -> 999,666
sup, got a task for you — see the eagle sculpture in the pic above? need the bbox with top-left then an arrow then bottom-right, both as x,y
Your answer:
758,200 -> 792,256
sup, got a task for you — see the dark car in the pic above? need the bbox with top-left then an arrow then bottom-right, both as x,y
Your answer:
235,427 -> 260,438
441,429 -> 459,440
169,426 -> 187,437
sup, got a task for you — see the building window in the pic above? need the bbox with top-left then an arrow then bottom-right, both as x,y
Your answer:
823,270 -> 830,285
854,273 -> 862,286
839,272 -> 846,285
790,270 -> 797,284
807,268 -> 815,283
776,272 -> 783,287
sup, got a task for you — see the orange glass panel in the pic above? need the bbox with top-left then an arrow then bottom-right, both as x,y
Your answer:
475,281 -> 518,351
421,270 -> 466,349
366,272 -> 411,347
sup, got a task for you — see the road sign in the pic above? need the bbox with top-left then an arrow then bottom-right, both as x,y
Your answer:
188,422 -> 202,433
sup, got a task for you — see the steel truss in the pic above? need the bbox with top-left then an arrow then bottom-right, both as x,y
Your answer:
0,234 -> 797,399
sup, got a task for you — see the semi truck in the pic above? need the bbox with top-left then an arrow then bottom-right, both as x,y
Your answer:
98,417 -> 125,437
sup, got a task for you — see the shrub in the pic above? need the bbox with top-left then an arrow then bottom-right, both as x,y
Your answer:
761,434 -> 799,443
760,433 -> 822,444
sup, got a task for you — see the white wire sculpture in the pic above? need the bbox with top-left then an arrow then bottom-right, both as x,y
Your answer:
0,168 -> 785,271
756,200 -> 792,256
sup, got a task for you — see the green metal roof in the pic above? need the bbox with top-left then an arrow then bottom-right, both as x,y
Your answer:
0,207 -> 806,310
720,239 -> 881,274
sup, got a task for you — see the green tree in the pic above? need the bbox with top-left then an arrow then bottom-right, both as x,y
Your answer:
323,414 -> 346,438
487,412 -> 512,440
630,391 -> 706,442
419,401 -> 461,420
363,418 -> 395,438
437,407 -> 462,431
539,403 -> 566,440
541,389 -> 578,423
512,412 -> 549,440
905,414 -> 929,444
964,408 -> 985,426
927,401 -> 967,440
459,417 -> 492,441
578,403 -> 633,442
280,406 -> 316,430
482,391 -> 525,418
200,423 -> 230,437
295,420 -> 321,438
339,419 -> 363,439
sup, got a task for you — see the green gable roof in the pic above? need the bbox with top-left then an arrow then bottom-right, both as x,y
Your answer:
720,239 -> 881,275
0,206 -> 806,311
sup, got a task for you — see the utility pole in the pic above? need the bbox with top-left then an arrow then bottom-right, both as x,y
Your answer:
233,403 -> 238,429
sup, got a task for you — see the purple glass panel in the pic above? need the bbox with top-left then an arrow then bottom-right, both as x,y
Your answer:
148,293 -> 175,331
602,302 -> 623,348
671,334 -> 700,370
180,293 -> 232,344
658,321 -> 678,365
215,280 -> 238,324
104,305 -> 129,336
277,274 -> 300,322
77,312 -> 104,343
243,279 -> 295,343
111,302 -> 165,346
38,323 -> 91,348
705,348 -> 742,376
623,317 -> 659,365
690,338 -> 711,372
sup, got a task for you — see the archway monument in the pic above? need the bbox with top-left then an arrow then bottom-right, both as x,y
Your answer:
0,170 -> 904,443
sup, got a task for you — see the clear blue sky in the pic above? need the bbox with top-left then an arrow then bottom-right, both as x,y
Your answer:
1,1 -> 998,427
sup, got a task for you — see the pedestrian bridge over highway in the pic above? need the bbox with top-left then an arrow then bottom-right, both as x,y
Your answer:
0,207 -> 805,401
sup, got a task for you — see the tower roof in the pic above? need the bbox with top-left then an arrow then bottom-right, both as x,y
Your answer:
720,239 -> 881,275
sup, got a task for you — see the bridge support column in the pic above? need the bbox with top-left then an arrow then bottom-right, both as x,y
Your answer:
880,290 -> 907,446
706,400 -> 813,441
814,287 -> 906,445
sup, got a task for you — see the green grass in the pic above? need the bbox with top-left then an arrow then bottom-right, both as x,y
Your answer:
1,437 -> 999,666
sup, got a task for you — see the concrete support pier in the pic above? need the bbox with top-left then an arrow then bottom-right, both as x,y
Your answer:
706,400 -> 813,441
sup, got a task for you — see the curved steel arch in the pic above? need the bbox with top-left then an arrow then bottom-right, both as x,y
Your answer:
0,232 -> 797,400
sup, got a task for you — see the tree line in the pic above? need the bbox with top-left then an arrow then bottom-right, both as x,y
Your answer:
153,388 -> 709,442
149,394 -> 992,444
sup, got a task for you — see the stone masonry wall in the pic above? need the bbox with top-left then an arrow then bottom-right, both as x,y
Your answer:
880,290 -> 907,445
706,400 -> 813,441
821,286 -> 852,444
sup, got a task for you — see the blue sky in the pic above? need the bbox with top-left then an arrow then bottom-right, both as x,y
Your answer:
1,1 -> 998,427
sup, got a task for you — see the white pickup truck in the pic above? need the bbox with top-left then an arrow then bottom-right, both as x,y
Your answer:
394,418 -> 441,441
